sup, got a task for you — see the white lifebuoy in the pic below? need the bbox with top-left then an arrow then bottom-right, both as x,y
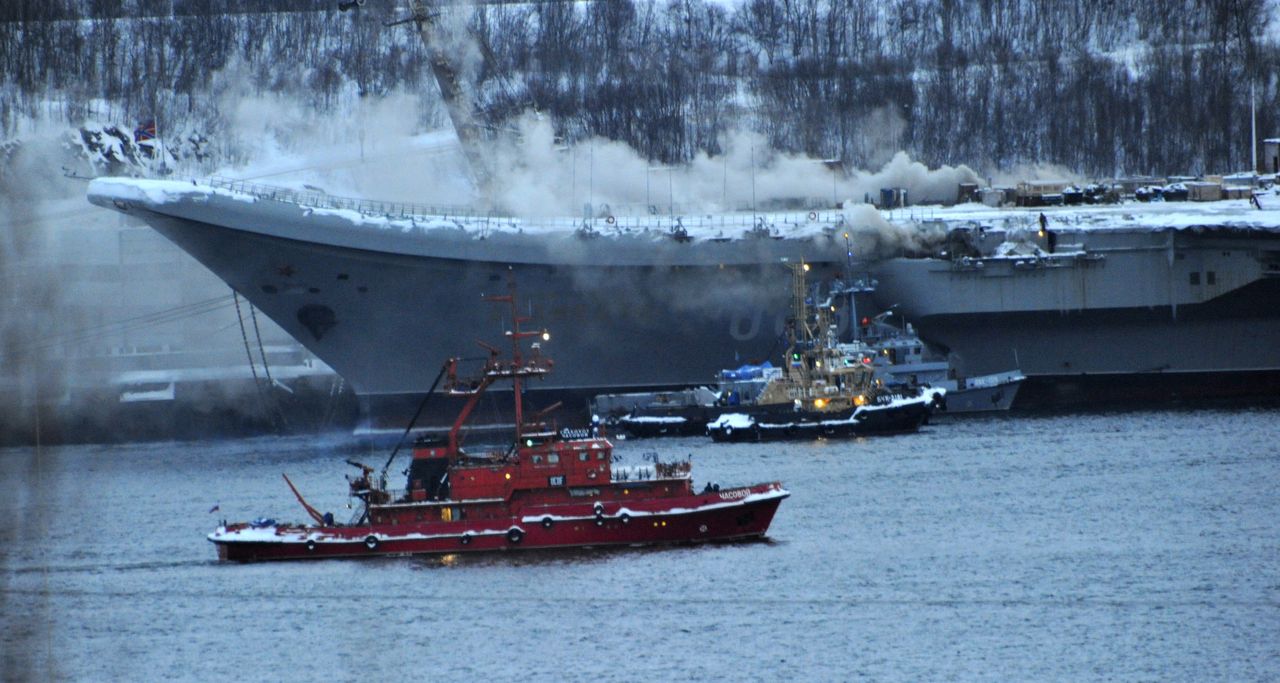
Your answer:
808,211 -> 817,221
606,215 -> 616,225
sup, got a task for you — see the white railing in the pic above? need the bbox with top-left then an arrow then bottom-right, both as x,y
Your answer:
207,176 -> 479,220
205,176 -> 851,235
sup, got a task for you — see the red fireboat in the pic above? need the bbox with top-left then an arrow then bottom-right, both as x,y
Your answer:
208,281 -> 789,562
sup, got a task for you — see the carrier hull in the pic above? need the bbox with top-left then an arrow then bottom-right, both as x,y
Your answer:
88,179 -> 1280,416
870,228 -> 1280,408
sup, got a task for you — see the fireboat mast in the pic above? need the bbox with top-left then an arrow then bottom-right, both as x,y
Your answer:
483,280 -> 552,442
437,276 -> 551,457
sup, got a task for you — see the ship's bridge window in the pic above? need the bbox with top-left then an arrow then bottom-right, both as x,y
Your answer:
1190,272 -> 1200,285
579,452 -> 589,462
548,454 -> 560,464
597,452 -> 606,460
1207,271 -> 1216,285
531,455 -> 543,464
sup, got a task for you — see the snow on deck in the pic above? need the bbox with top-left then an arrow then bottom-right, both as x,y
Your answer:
920,196 -> 1280,233
89,176 -> 1280,246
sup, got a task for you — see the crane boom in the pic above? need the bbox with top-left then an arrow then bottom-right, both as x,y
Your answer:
407,0 -> 494,199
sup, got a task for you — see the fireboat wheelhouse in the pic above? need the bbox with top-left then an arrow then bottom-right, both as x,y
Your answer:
208,281 -> 789,562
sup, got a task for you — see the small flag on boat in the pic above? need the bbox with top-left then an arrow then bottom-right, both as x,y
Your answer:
208,503 -> 220,514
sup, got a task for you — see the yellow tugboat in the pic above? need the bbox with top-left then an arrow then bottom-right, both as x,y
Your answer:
706,262 -> 944,442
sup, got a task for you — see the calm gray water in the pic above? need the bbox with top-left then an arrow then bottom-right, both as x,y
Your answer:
2,407 -> 1278,681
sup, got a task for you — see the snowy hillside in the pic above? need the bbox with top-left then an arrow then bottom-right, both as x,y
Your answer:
1,0 -> 1277,179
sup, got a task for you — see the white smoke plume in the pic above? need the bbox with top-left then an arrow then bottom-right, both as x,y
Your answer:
0,125 -> 94,432
987,161 -> 1087,187
838,203 -> 951,257
204,58 -> 467,205
484,115 -> 981,217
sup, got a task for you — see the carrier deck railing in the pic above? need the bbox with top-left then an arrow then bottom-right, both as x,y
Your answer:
206,176 -> 853,235
208,176 -> 479,220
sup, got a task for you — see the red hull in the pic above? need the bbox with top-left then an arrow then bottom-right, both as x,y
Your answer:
210,483 -> 787,562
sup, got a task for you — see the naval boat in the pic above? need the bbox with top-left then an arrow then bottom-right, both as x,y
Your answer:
208,282 -> 788,562
856,313 -> 1024,413
596,286 -> 1022,438
702,263 -> 943,442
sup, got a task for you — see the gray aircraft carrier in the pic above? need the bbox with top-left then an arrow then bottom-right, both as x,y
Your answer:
87,178 -> 1280,426
872,211 -> 1280,407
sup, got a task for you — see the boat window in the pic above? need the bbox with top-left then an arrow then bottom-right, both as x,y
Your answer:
1189,272 -> 1200,285
1207,271 -> 1216,285
579,452 -> 589,462
548,453 -> 560,464
532,455 -> 543,464
597,452 -> 606,460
